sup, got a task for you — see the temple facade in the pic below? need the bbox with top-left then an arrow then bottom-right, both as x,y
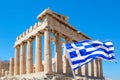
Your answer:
0,8 -> 104,80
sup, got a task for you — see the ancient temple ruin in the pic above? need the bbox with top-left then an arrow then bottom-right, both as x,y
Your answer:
0,61 -> 9,77
0,8 -> 104,80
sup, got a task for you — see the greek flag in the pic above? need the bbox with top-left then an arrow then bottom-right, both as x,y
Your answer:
65,40 -> 116,70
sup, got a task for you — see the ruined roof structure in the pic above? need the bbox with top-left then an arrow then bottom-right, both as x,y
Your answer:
0,8 -> 104,80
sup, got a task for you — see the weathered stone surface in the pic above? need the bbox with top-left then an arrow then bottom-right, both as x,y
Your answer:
55,34 -> 63,73
0,8 -> 104,80
35,34 -> 43,72
20,43 -> 26,75
14,46 -> 20,75
0,61 -> 9,77
44,28 -> 52,73
27,39 -> 33,73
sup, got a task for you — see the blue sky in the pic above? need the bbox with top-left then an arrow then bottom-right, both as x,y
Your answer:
0,0 -> 120,80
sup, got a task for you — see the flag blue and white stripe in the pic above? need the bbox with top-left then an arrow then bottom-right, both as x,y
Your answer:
65,40 -> 116,70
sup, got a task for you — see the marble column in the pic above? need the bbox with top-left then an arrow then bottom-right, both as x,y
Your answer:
44,28 -> 52,73
0,70 -> 1,77
2,69 -> 5,76
63,54 -> 67,73
27,38 -> 33,73
93,59 -> 99,77
87,61 -> 94,78
81,65 -> 85,76
9,58 -> 14,76
98,59 -> 100,78
20,43 -> 26,75
63,44 -> 66,73
75,67 -> 81,75
35,34 -> 43,72
91,61 -> 94,77
85,64 -> 88,76
55,34 -> 63,73
100,60 -> 103,78
14,46 -> 20,75
5,71 -> 8,76
96,59 -> 99,77
98,59 -> 103,78
88,62 -> 91,76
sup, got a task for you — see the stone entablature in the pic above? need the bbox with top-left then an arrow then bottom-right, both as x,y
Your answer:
15,8 -> 90,47
15,22 -> 45,47
37,9 -> 90,41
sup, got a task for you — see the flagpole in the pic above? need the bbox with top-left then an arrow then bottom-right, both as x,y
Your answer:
64,44 -> 77,80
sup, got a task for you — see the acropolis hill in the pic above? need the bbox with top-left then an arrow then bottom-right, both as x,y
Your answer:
0,8 -> 104,80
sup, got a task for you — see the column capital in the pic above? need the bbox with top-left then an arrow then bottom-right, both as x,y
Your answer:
15,45 -> 20,48
35,33 -> 42,37
55,33 -> 61,37
54,32 -> 58,36
64,36 -> 70,42
51,30 -> 56,33
66,39 -> 71,43
20,42 -> 26,46
44,27 -> 50,31
27,38 -> 33,42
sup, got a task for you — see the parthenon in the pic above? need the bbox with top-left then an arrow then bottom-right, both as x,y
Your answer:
0,8 -> 104,80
